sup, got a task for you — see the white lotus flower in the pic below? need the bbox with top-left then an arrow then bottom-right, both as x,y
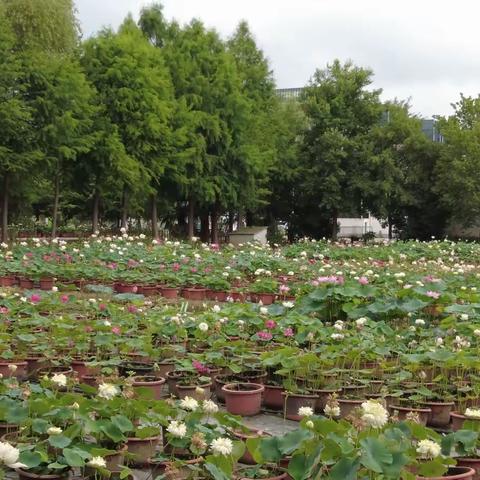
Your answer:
360,400 -> 389,428
324,404 -> 340,417
0,441 -> 26,468
198,322 -> 209,332
210,437 -> 233,456
51,373 -> 67,387
47,427 -> 62,435
98,383 -> 119,400
167,420 -> 187,438
416,439 -> 441,459
465,408 -> 480,419
88,456 -> 106,468
202,400 -> 219,414
180,396 -> 199,411
298,406 -> 314,417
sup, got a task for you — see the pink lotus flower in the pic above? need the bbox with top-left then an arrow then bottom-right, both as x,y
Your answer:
99,303 -> 107,311
358,276 -> 369,285
257,330 -> 273,341
192,360 -> 210,374
426,291 -> 440,299
127,305 -> 137,313
283,327 -> 294,337
172,263 -> 180,271
111,326 -> 121,335
311,280 -> 319,287
265,320 -> 277,330
60,295 -> 69,304
279,285 -> 290,294
0,307 -> 8,314
190,267 -> 197,273
30,294 -> 41,303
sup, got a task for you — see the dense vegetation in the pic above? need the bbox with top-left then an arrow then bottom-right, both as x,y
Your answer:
1,1 -> 480,243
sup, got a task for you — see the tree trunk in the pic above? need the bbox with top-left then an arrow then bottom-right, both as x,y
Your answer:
238,209 -> 246,229
200,213 -> 210,243
121,188 -> 128,230
92,189 -> 100,234
187,199 -> 195,240
211,205 -> 219,244
246,210 -> 253,227
331,210 -> 338,241
151,193 -> 158,239
51,172 -> 60,239
388,216 -> 393,240
1,174 -> 8,243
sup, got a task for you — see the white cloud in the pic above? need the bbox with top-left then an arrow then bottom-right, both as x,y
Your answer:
76,0 -> 480,117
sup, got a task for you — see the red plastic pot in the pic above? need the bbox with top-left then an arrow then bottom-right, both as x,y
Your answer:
389,405 -> 432,426
0,276 -> 16,287
161,287 -> 179,299
263,384 -> 285,410
39,278 -> 54,290
416,466 -> 475,479
18,278 -> 34,289
250,293 -> 275,305
282,392 -> 318,421
132,376 -> 166,400
182,288 -> 207,301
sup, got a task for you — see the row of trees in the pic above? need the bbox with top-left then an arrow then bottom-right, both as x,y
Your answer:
0,0 -> 479,242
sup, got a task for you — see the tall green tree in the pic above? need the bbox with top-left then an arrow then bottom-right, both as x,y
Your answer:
301,60 -> 383,239
82,18 -> 174,235
437,94 -> 480,228
0,9 -> 38,242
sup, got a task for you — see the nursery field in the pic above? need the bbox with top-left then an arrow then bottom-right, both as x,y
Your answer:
1,237 -> 480,479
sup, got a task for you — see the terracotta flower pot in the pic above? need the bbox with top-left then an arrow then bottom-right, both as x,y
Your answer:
230,292 -> 247,302
421,401 -> 455,428
416,466 -> 475,480
104,445 -> 127,471
161,287 -> 179,299
263,384 -> 285,410
206,290 -> 228,302
118,362 -> 154,377
389,405 -> 432,426
282,392 -> 318,421
71,359 -> 100,380
0,276 -> 16,287
148,457 -> 202,480
182,288 -> 207,301
156,360 -> 175,379
137,285 -> 159,296
36,366 -> 73,380
232,428 -> 271,465
238,470 -> 288,480
238,369 -> 268,385
114,283 -> 138,294
451,411 -> 468,431
338,398 -> 364,419
222,382 -> 265,416
39,278 -> 55,290
310,388 -> 342,413
0,360 -> 28,379
176,381 -> 212,401
456,459 -> 480,480
250,293 -> 275,305
215,374 -> 241,403
25,356 -> 49,376
18,278 -> 34,289
0,422 -> 19,437
126,436 -> 160,466
132,375 -> 166,400
17,469 -> 69,480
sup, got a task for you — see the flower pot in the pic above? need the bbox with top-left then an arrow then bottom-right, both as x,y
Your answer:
80,375 -> 98,387
114,283 -> 138,294
39,278 -> 55,290
156,360 -> 175,379
238,470 -> 288,480
230,292 -> 247,302
176,381 -> 212,401
36,366 -> 73,380
250,293 -> 275,305
132,375 -> 166,400
71,360 -> 100,380
161,287 -> 179,299
416,466 -> 475,479
215,374 -> 241,403
0,422 -> 19,437
389,405 -> 431,426
17,469 -> 69,480
222,382 -> 265,416
232,428 -> 271,465
182,288 -> 207,301
206,290 -> 228,302
25,356 -> 49,376
456,459 -> 480,480
19,278 -> 34,289
104,445 -> 127,472
166,370 -> 193,397
263,384 -> 285,410
148,457 -> 202,480
118,362 -> 154,377
126,436 -> 160,466
338,398 -> 364,419
238,369 -> 268,384
282,392 -> 318,421
0,360 -> 28,379
310,388 -> 342,413
137,285 -> 159,296
0,276 -> 16,287
421,401 -> 455,428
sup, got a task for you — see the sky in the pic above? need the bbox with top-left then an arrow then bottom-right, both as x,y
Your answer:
76,0 -> 480,118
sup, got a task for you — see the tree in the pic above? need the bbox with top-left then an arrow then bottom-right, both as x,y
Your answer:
300,60 -> 383,239
82,18 -> 174,235
1,0 -> 79,53
0,9 -> 37,242
436,94 -> 480,228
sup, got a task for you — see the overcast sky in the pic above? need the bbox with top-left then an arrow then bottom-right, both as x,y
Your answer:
76,0 -> 480,118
